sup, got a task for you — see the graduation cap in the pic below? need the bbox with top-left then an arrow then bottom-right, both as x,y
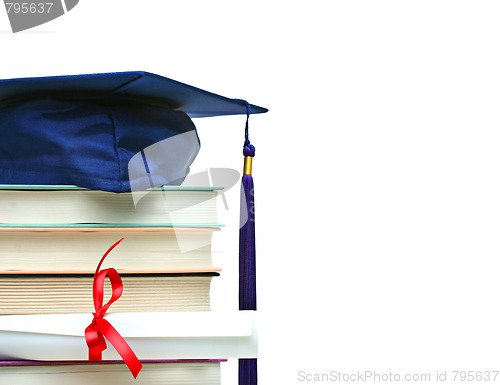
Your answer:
0,71 -> 263,384
0,71 -> 266,193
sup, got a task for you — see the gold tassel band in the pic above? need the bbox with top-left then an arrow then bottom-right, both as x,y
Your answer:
243,156 -> 253,175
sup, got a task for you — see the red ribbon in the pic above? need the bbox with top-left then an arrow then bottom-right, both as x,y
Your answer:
84,238 -> 143,378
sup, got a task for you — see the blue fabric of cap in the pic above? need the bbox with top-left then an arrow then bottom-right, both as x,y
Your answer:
0,72 -> 267,193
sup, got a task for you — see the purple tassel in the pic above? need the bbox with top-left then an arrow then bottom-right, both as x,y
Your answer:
239,144 -> 257,385
239,359 -> 257,385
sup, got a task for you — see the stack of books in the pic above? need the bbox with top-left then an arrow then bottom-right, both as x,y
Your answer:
0,184 -> 234,384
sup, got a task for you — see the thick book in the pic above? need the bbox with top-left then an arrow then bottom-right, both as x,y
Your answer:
0,271 -> 220,314
0,227 -> 217,272
0,360 -> 224,385
0,185 -> 221,226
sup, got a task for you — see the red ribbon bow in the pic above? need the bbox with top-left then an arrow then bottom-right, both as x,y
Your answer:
84,238 -> 143,378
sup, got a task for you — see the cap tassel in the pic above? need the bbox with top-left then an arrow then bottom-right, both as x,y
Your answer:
239,102 -> 257,385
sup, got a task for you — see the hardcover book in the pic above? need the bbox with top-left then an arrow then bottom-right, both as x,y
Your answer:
0,186 -> 221,227
0,228 -> 217,272
0,360 -> 224,385
0,271 -> 220,314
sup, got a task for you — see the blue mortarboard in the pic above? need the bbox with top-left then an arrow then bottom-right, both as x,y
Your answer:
0,71 -> 267,193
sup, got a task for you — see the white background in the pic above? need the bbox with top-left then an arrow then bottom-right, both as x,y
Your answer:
2,1 -> 500,384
